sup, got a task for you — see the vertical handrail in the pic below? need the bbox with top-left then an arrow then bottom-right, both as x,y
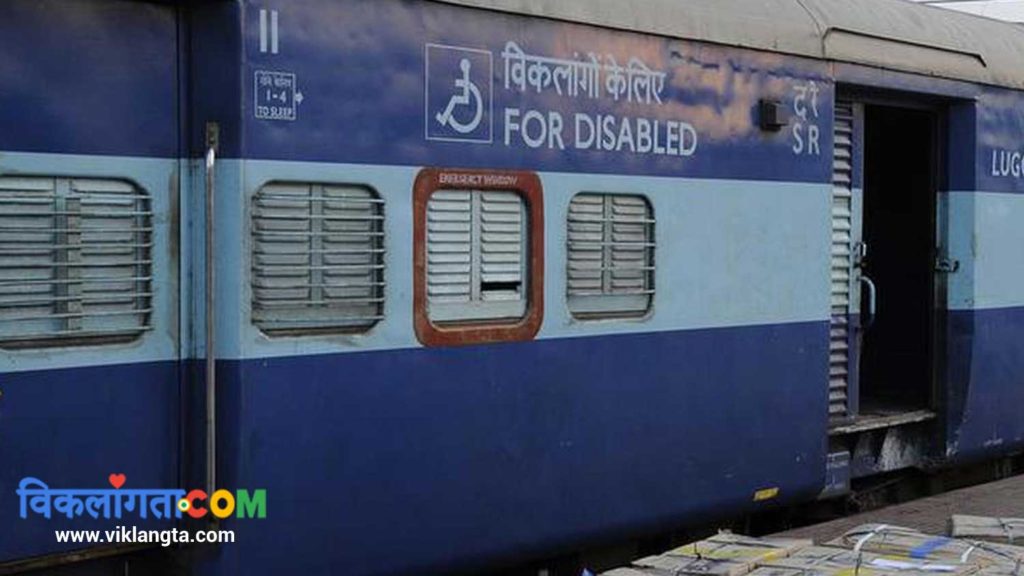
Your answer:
204,144 -> 217,500
861,275 -> 877,331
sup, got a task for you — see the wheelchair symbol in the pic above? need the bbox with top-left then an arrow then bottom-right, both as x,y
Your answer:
435,59 -> 484,134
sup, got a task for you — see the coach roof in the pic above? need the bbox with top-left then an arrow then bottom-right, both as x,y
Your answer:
434,0 -> 1024,90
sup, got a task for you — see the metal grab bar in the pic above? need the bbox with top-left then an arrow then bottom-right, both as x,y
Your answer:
861,275 -> 877,330
205,140 -> 217,502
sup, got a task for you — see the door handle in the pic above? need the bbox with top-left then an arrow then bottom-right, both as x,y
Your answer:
854,241 -> 868,268
861,275 -> 877,330
935,255 -> 960,273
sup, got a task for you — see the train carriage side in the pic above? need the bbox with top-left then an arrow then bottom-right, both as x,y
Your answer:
199,1 -> 1024,574
0,0 -> 1022,575
198,1 -> 835,574
943,83 -> 1024,460
0,0 -> 185,569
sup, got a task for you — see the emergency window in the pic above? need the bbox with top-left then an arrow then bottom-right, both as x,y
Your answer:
0,176 -> 153,348
567,193 -> 655,318
251,182 -> 385,334
413,169 -> 543,346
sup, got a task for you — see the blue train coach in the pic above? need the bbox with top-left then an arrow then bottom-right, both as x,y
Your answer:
1,0 -> 1023,574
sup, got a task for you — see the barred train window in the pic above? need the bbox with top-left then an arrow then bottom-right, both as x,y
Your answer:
0,177 -> 153,348
567,193 -> 655,318
251,182 -> 384,334
426,190 -> 527,323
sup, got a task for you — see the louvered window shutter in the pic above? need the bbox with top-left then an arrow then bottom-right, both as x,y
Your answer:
829,101 -> 856,419
0,176 -> 152,347
426,190 -> 473,309
252,182 -> 385,333
479,191 -> 524,298
427,190 -> 527,323
567,193 -> 654,318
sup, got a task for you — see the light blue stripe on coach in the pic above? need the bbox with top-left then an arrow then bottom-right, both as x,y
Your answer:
944,191 -> 1024,311
230,160 -> 832,361
0,152 -> 181,373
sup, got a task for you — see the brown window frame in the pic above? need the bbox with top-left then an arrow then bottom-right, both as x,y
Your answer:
413,167 -> 544,346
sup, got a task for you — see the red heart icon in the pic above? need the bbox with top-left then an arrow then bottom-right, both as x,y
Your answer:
108,473 -> 126,489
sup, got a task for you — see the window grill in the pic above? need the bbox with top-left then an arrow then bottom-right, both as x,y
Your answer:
0,177 -> 153,348
251,182 -> 385,334
567,193 -> 655,318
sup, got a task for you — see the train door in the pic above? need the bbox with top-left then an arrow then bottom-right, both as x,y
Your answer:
0,1 -> 183,569
829,97 -> 941,429
860,104 -> 938,420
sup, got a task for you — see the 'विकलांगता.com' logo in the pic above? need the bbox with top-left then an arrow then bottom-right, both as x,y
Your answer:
17,474 -> 267,520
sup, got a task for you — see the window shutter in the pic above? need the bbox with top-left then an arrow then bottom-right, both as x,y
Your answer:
320,185 -> 385,320
252,182 -> 384,334
72,179 -> 153,336
426,190 -> 527,323
0,178 -> 61,342
830,101 -> 855,419
479,191 -> 524,298
426,190 -> 473,307
567,193 -> 654,318
567,194 -> 605,296
608,195 -> 652,295
0,176 -> 152,347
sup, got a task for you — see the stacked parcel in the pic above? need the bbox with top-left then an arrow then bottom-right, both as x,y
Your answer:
602,518 -> 1024,576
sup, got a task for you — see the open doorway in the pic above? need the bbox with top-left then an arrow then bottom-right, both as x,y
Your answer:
858,105 -> 937,416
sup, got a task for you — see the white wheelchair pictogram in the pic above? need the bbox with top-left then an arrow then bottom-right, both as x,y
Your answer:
435,59 -> 484,134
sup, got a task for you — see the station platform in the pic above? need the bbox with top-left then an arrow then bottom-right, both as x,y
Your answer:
600,474 -> 1024,576
776,473 -> 1024,541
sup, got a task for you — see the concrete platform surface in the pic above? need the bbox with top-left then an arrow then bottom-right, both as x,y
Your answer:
777,473 -> 1024,541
